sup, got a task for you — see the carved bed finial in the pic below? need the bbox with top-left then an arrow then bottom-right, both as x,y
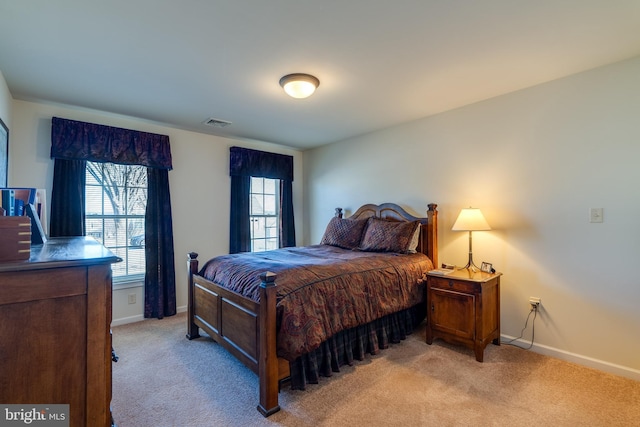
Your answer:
335,207 -> 343,218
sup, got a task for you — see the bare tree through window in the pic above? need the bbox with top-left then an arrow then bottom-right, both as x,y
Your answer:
86,161 -> 147,280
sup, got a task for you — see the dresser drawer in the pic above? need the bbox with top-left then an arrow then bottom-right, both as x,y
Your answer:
0,267 -> 87,305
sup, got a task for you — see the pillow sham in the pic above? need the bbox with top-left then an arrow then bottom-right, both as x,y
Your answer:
359,217 -> 421,253
320,217 -> 369,249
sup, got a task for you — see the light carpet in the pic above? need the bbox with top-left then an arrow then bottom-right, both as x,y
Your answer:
111,313 -> 639,427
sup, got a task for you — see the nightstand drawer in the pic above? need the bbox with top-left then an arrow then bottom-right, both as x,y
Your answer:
428,276 -> 477,294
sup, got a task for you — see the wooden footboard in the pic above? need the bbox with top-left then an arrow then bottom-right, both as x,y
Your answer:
186,253 -> 285,416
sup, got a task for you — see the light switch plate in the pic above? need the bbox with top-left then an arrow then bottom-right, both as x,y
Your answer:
589,208 -> 603,223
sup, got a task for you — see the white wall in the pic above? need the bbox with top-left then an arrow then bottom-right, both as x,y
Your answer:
304,56 -> 640,379
9,100 -> 304,323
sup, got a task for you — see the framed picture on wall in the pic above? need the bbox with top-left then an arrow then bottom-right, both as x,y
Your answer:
0,117 -> 7,188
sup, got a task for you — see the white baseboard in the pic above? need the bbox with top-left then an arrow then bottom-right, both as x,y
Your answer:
111,314 -> 144,326
111,305 -> 187,327
502,334 -> 640,382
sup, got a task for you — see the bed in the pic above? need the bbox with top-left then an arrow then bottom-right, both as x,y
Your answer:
186,202 -> 438,416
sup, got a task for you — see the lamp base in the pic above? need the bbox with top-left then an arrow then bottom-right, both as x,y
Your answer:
461,260 -> 481,272
461,230 -> 480,272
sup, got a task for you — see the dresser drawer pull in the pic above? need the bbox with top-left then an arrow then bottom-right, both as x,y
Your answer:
448,280 -> 453,287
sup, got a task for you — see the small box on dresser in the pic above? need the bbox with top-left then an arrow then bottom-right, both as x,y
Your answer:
0,216 -> 31,261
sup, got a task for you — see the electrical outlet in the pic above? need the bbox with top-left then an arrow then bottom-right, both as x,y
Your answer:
128,293 -> 136,305
529,297 -> 541,310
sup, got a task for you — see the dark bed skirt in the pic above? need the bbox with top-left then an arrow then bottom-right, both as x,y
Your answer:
288,303 -> 426,390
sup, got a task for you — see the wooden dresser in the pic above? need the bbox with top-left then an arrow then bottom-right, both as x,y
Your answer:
0,237 -> 121,427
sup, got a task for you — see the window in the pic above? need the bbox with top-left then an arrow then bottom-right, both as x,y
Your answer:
85,161 -> 147,281
250,177 -> 279,252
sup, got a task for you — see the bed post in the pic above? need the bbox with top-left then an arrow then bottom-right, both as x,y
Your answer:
186,252 -> 201,340
427,204 -> 438,268
257,271 -> 280,417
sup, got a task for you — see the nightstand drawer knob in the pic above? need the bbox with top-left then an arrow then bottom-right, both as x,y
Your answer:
448,280 -> 453,287
431,303 -> 434,312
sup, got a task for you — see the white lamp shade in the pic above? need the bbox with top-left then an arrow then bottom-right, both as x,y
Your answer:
452,208 -> 491,231
279,73 -> 319,99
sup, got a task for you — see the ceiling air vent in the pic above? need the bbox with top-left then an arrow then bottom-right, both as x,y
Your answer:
203,117 -> 232,128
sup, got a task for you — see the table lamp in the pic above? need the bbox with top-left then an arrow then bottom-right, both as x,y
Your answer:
452,207 -> 491,271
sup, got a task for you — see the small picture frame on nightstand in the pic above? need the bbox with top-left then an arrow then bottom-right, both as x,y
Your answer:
481,262 -> 493,273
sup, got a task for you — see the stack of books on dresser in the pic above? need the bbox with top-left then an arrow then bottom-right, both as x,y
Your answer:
1,188 -> 36,216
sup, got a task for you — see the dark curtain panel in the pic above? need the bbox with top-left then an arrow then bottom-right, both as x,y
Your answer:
144,168 -> 177,318
228,146 -> 295,252
229,175 -> 251,254
50,117 -> 175,319
279,180 -> 295,248
49,158 -> 86,237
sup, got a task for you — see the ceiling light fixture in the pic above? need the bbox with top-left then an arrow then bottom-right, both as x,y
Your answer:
279,73 -> 320,99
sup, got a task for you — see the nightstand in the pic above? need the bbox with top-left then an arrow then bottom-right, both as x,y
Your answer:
426,269 -> 501,362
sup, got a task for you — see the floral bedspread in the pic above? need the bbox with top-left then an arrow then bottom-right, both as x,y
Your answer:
199,245 -> 434,361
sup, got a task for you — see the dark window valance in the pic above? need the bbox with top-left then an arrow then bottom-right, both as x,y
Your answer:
229,146 -> 293,181
50,117 -> 172,170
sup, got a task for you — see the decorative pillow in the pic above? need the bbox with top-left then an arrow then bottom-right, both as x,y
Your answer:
320,217 -> 369,249
359,218 -> 421,253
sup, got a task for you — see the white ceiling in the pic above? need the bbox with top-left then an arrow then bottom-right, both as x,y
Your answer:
1,1 -> 639,150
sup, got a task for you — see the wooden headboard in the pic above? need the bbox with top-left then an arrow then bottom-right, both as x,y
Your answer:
335,202 -> 438,267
